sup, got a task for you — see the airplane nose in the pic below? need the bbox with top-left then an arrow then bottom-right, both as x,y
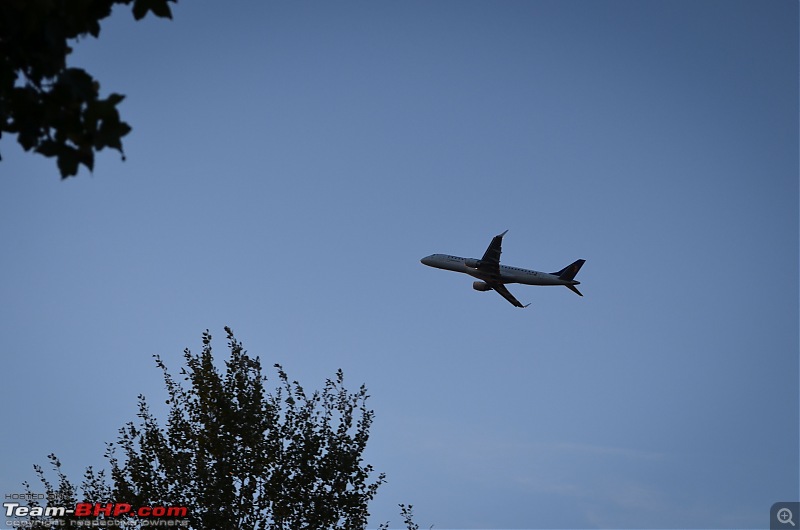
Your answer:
420,256 -> 433,266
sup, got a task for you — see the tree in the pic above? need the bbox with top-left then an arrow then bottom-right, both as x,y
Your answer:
22,454 -> 113,530
0,0 -> 176,178
24,327 -> 388,530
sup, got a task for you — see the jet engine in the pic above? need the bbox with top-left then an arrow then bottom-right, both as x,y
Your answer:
472,281 -> 492,291
464,258 -> 482,268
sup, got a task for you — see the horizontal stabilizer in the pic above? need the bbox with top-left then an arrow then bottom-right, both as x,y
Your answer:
565,284 -> 583,297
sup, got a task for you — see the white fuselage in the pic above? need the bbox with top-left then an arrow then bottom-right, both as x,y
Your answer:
420,254 -> 570,287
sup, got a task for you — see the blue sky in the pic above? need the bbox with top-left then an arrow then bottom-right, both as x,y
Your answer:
1,1 -> 797,528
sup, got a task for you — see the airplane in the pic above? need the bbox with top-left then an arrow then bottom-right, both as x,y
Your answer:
420,230 -> 585,308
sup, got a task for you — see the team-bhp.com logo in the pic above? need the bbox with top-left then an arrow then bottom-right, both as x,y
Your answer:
4,501 -> 188,527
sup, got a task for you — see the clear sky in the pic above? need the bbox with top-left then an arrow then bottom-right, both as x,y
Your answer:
1,1 -> 797,529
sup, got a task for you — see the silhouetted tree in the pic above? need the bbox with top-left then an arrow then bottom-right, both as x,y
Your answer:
0,0 -> 176,177
378,504 -> 423,530
22,454 -> 113,529
24,327 -> 388,530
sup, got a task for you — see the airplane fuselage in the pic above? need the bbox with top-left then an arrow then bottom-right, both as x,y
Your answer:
420,230 -> 585,307
420,254 -> 578,288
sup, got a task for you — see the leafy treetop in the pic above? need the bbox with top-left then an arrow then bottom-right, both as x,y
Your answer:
25,327 -> 388,530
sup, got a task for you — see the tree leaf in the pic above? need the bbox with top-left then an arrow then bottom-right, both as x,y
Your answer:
57,148 -> 80,177
132,0 -> 173,21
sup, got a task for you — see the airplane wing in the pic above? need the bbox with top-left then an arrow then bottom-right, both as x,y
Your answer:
491,283 -> 530,308
478,230 -> 508,277
476,230 -> 529,307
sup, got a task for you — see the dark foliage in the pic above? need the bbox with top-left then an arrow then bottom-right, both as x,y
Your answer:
0,0 -> 176,177
106,327 -> 386,529
24,327 -> 386,530
22,454 -> 113,528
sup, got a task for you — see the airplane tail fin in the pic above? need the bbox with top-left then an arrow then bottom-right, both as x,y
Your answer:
552,259 -> 586,297
552,259 -> 585,281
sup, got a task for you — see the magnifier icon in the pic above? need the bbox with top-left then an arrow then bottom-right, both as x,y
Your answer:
778,508 -> 796,526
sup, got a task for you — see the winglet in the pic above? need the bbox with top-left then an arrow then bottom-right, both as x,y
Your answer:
522,303 -> 531,308
499,229 -> 508,237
